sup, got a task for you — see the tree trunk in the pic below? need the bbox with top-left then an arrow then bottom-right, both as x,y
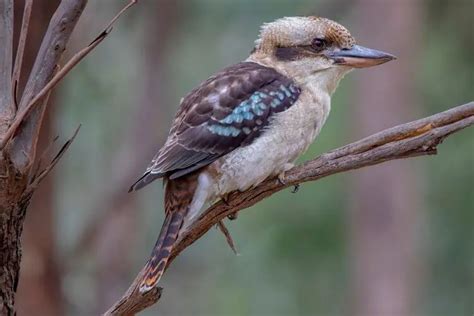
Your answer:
0,168 -> 31,315
0,0 -> 88,313
350,1 -> 423,315
12,1 -> 63,314
16,104 -> 63,316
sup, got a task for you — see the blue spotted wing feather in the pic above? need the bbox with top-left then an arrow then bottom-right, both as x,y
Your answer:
129,62 -> 301,191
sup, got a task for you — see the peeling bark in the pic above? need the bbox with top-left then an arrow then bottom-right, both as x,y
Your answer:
0,160 -> 31,315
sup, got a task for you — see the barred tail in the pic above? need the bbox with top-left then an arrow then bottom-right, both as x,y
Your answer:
138,175 -> 198,293
139,209 -> 185,293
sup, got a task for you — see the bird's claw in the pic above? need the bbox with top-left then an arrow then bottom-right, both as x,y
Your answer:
278,171 -> 299,193
277,163 -> 294,186
227,212 -> 238,221
221,194 -> 230,206
220,194 -> 238,220
291,184 -> 300,193
278,172 -> 287,185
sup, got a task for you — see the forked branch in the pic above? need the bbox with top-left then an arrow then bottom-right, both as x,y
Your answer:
1,0 -> 138,165
105,101 -> 474,315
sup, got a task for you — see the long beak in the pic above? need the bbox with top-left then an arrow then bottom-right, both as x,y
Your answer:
327,44 -> 396,68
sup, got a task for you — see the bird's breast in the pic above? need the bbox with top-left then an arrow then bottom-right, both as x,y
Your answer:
208,88 -> 330,196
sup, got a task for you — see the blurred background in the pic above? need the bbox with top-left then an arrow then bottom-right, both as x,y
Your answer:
12,0 -> 473,315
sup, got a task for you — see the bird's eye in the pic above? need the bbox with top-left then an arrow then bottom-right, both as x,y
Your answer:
311,38 -> 327,51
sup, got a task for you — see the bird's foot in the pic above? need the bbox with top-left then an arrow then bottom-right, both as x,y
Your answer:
291,183 -> 300,193
278,172 -> 287,185
217,220 -> 239,255
221,193 -> 231,206
277,163 -> 295,185
220,194 -> 238,220
227,212 -> 238,221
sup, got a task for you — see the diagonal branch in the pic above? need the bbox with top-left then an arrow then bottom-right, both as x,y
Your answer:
11,0 -> 33,106
27,124 -> 81,192
1,0 -> 138,165
15,0 -> 137,130
4,0 -> 138,170
0,0 -> 14,125
7,0 -> 88,170
0,0 -> 139,155
104,101 -> 474,315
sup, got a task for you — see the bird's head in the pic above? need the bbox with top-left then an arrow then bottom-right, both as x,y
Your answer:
251,16 -> 395,92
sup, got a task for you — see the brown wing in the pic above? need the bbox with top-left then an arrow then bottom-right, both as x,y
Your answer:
129,62 -> 301,191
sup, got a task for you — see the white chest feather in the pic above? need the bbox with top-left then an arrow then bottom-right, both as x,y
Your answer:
184,58 -> 350,224
185,71 -> 337,224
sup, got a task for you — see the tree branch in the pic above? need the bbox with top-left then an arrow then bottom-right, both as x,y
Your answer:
5,0 -> 137,170
0,1 -> 138,313
8,0 -> 88,170
0,0 -> 14,126
11,0 -> 33,105
105,101 -> 473,315
27,124 -> 81,192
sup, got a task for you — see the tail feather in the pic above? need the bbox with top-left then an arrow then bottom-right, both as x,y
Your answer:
139,210 -> 185,292
138,175 -> 198,293
129,171 -> 164,192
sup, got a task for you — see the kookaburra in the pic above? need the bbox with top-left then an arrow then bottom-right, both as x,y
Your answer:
130,16 -> 395,292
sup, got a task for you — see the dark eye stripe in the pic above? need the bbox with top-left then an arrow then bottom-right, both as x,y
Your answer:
275,46 -> 313,61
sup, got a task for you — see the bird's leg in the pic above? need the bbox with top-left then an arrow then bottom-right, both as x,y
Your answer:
278,163 -> 299,192
277,172 -> 287,185
216,220 -> 239,255
220,193 -> 230,206
220,193 -> 239,220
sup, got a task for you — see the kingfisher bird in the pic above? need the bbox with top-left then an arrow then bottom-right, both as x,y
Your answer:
130,16 -> 395,292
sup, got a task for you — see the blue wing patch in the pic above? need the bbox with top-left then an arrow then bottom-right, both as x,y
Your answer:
207,82 -> 300,138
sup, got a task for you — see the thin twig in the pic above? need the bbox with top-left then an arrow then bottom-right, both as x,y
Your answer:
103,0 -> 137,33
11,0 -> 33,106
31,134 -> 60,181
105,101 -> 473,315
0,0 -> 138,151
28,124 -> 81,191
0,0 -> 14,116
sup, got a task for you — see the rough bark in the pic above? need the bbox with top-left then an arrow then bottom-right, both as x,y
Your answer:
12,2 -> 63,314
0,173 -> 31,316
16,100 -> 63,316
105,102 -> 473,315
